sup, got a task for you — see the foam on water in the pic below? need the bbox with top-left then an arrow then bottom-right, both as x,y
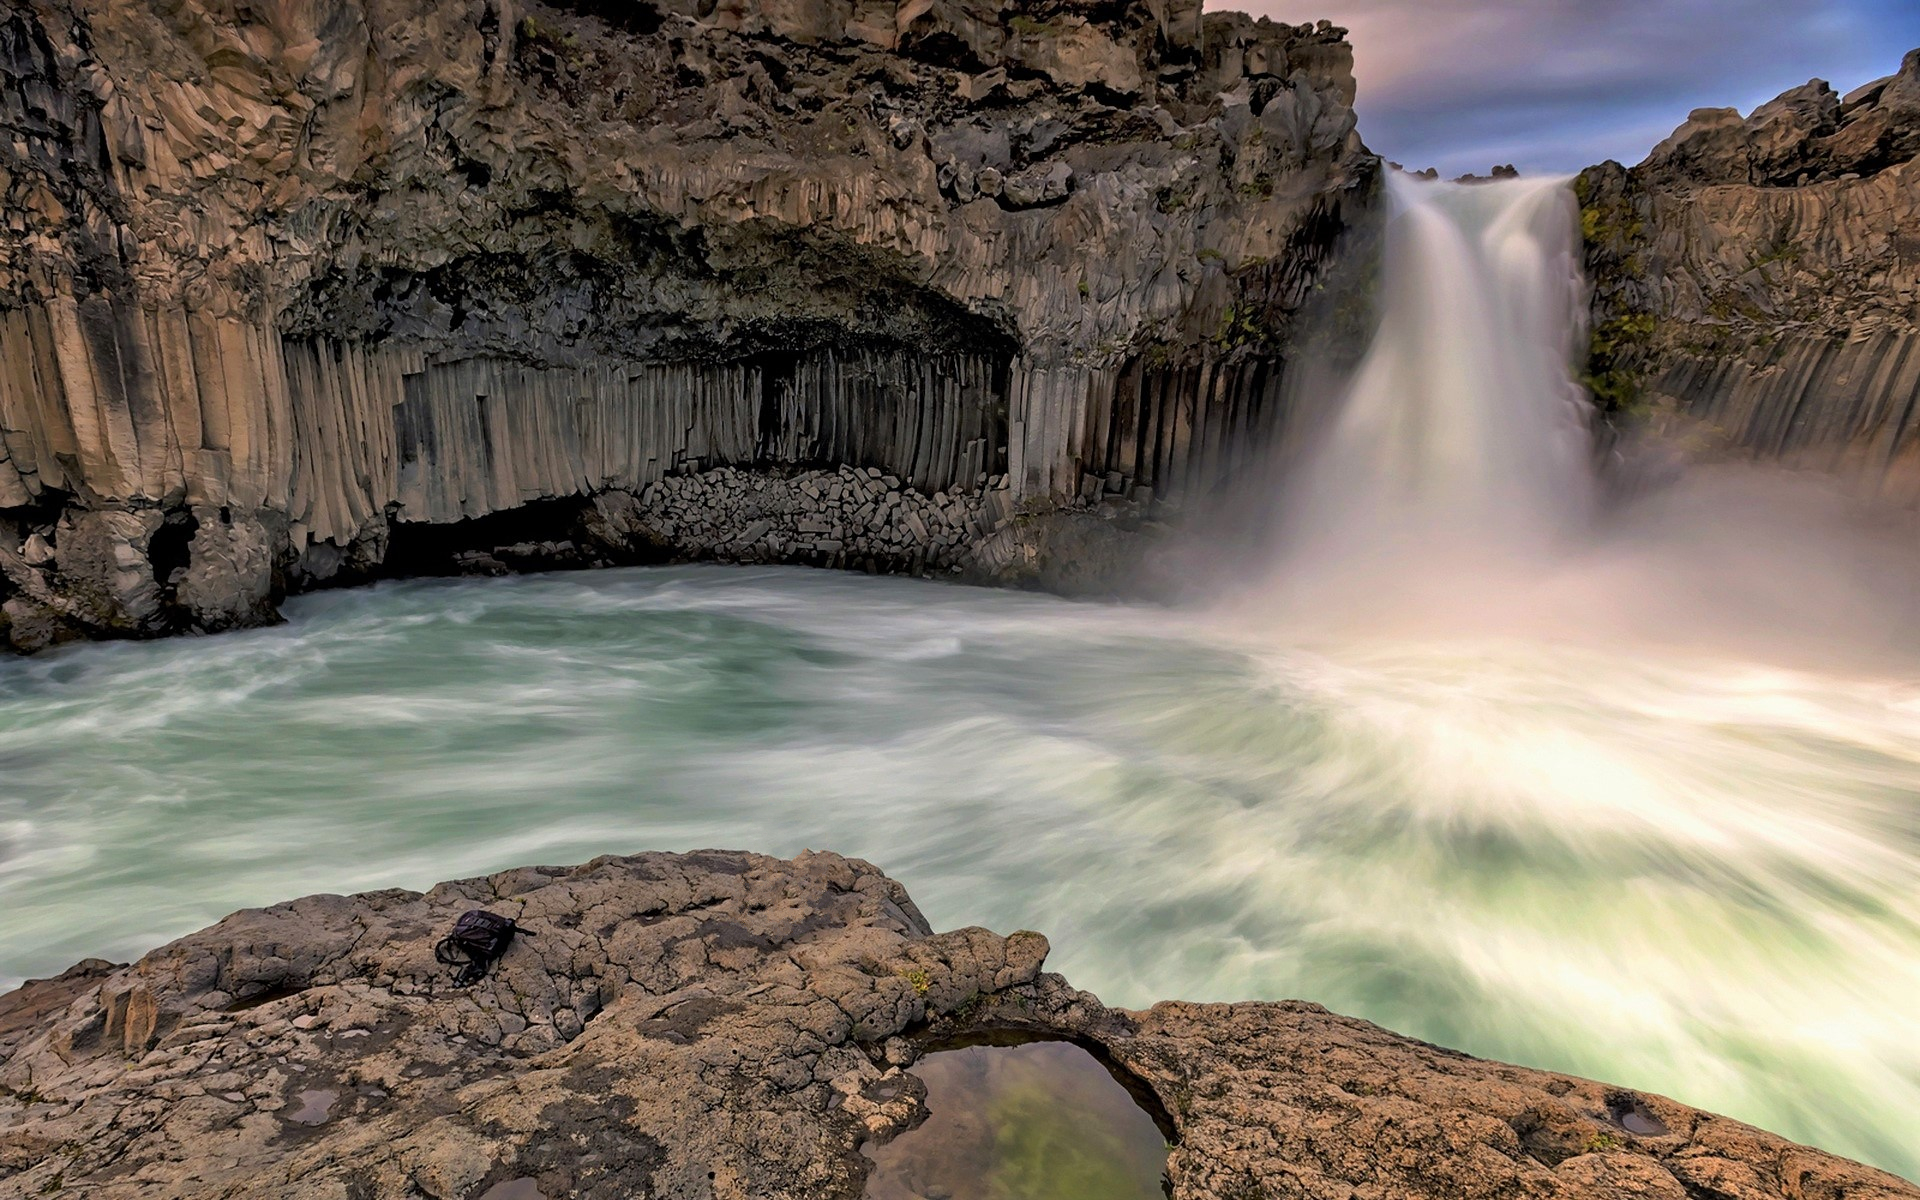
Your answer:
0,566 -> 1917,1179
1,177 -> 1917,1182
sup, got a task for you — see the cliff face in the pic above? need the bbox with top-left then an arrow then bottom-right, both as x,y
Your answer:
4,850 -> 1915,1199
0,0 -> 1372,650
1579,50 -> 1920,485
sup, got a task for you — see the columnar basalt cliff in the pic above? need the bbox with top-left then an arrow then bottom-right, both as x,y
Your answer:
2,851 -> 1915,1199
0,0 -> 1372,650
1579,49 -> 1920,484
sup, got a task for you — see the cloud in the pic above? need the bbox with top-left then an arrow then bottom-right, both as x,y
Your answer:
1215,0 -> 1920,175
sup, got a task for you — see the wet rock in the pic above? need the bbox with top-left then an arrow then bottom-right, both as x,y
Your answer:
601,463 -> 1037,578
0,597 -> 66,654
0,959 -> 119,1059
49,509 -> 165,632
0,851 -> 1911,1199
175,509 -> 278,632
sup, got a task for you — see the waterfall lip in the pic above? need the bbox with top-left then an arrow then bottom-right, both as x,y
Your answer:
1273,170 -> 1597,574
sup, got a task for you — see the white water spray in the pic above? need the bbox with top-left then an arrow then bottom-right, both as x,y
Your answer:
2,177 -> 1919,1186
1244,174 -> 1920,668
1283,174 -> 1595,567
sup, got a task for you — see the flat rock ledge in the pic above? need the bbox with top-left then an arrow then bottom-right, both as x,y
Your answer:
0,852 -> 1912,1200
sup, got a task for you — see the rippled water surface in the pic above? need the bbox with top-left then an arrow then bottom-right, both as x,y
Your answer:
2,566 -> 1917,1179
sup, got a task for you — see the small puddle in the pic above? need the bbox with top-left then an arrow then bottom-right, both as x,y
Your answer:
286,1088 -> 339,1126
864,1038 -> 1169,1200
1608,1092 -> 1670,1137
475,1180 -> 546,1200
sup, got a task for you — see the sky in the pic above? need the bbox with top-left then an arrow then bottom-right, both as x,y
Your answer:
1226,0 -> 1920,177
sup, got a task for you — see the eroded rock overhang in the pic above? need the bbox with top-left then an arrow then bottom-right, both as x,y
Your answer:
0,0 -> 1376,649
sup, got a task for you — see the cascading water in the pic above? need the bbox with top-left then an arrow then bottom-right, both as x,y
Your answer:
1242,173 -> 1920,663
1279,174 -> 1596,574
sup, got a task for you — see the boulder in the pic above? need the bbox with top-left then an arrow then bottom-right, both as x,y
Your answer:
1001,159 -> 1075,208
174,508 -> 279,631
0,851 -> 1912,1199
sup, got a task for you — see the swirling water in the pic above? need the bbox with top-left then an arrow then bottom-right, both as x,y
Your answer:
3,176 -> 1917,1181
1,565 -> 1917,1179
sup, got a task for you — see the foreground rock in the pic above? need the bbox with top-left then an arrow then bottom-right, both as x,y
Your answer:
1579,48 -> 1920,491
0,0 -> 1371,650
1,852 -> 1912,1199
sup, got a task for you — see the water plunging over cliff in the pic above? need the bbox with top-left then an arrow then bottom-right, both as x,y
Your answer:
2,182 -> 1919,1173
1230,173 -> 1920,666
1282,174 -> 1595,572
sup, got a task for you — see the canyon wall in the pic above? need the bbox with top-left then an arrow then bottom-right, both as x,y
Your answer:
1579,49 -> 1920,487
0,0 -> 1372,650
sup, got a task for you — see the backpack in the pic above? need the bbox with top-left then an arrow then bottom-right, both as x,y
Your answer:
433,909 -> 535,986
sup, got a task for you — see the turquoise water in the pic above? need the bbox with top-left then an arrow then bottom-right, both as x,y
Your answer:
1,565 -> 1916,1179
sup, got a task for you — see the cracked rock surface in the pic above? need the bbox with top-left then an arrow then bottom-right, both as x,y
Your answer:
2,851 -> 1913,1199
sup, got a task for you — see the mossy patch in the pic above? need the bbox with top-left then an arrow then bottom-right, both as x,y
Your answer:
1156,179 -> 1199,214
1008,14 -> 1057,36
982,1078 -> 1157,1199
1211,303 -> 1268,351
1582,313 -> 1657,414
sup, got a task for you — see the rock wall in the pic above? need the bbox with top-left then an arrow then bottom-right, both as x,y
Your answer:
0,0 -> 1373,650
1579,50 -> 1920,489
2,850 -> 1915,1198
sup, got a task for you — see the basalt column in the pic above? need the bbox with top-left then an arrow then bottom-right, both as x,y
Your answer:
1,0 -> 1373,649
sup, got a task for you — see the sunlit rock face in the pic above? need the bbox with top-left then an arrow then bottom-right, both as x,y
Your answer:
1578,49 -> 1920,487
0,0 -> 1372,649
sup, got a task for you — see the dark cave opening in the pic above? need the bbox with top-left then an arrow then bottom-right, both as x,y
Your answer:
148,509 -> 199,587
549,0 -> 664,37
381,495 -> 667,578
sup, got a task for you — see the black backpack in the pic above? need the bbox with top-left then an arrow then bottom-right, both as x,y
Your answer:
434,910 -> 535,986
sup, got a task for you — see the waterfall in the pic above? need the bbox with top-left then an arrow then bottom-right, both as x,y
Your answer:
1234,169 -> 1920,673
1281,174 -> 1596,569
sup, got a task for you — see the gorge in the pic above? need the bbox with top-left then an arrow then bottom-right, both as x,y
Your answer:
0,0 -> 1372,647
4,0 -> 1920,1197
2,2 -> 1918,645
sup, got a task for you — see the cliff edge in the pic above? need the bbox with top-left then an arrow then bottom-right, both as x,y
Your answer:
1579,49 -> 1920,487
0,0 -> 1373,651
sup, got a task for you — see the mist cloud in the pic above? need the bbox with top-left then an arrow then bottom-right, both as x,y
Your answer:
1219,0 -> 1920,175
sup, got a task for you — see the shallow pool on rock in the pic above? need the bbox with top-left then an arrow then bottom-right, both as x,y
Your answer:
864,1040 -> 1169,1200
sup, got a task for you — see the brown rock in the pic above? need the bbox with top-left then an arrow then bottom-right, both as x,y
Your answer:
1579,46 -> 1920,492
0,851 -> 1911,1199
